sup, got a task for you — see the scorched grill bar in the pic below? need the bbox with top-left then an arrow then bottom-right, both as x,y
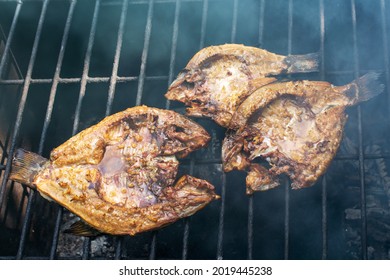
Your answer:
0,0 -> 389,260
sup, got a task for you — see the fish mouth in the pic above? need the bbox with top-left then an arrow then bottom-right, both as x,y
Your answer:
165,71 -> 190,102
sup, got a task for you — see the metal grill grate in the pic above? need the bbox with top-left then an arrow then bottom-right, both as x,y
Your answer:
0,0 -> 389,260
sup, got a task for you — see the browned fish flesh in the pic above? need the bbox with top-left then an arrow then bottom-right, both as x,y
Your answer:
165,44 -> 319,127
223,73 -> 383,194
9,106 -> 219,235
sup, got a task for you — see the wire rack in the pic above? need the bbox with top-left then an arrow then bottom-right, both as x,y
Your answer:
0,0 -> 389,260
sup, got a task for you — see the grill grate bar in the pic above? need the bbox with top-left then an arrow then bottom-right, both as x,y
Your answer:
0,0 -> 387,260
165,0 -> 181,108
145,0 -> 182,260
0,1 -> 23,206
321,176 -> 328,259
199,0 -> 208,49
247,196 -> 254,260
34,0 -> 78,259
319,0 -> 328,260
380,0 -> 390,119
283,0 -> 294,260
182,160 -> 194,260
49,207 -> 63,259
133,0 -> 156,259
13,0 -> 50,259
72,0 -> 100,136
163,0 -> 188,259
62,0 -> 101,260
179,152 -> 390,167
0,75 -> 167,85
350,0 -> 368,260
78,0 -> 103,260
216,172 -> 225,260
149,232 -> 157,260
114,236 -> 123,260
0,1 -> 22,79
248,0 -> 266,261
38,0 -> 77,155
82,237 -> 91,260
1,69 -> 383,85
230,0 -> 238,42
109,0 -> 130,259
216,0 -> 239,260
135,0 -> 154,107
105,0 -> 128,117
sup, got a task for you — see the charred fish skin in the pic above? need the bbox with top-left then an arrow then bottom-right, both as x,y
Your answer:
9,106 -> 219,236
223,73 -> 384,193
165,44 -> 319,127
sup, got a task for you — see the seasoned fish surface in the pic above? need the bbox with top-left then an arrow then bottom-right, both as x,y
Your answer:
223,73 -> 383,194
165,44 -> 319,127
10,106 -> 218,235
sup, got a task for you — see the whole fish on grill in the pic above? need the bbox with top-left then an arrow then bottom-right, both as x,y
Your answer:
9,106 -> 219,235
223,73 -> 384,194
165,44 -> 319,127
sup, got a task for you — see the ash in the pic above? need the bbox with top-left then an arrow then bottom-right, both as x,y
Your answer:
339,138 -> 390,259
56,211 -> 115,259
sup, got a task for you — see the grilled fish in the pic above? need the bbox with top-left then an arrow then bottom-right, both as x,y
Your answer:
9,106 -> 219,235
165,44 -> 319,127
223,73 -> 384,194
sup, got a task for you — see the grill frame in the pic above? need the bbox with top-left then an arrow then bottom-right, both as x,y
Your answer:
0,0 -> 389,260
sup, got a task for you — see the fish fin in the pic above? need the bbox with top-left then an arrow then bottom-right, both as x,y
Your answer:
64,220 -> 102,237
246,164 -> 280,195
284,52 -> 320,74
9,148 -> 49,188
250,77 -> 277,90
348,72 -> 385,105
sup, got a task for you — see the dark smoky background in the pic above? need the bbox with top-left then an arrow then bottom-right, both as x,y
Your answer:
0,0 -> 389,259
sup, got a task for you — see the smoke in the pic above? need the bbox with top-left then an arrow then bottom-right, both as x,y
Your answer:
0,0 -> 389,259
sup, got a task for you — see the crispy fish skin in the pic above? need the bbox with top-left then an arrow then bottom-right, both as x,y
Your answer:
10,106 -> 219,235
35,173 -> 216,235
223,73 -> 383,192
165,44 -> 319,127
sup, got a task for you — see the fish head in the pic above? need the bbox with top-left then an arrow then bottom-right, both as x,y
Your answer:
165,69 -> 198,103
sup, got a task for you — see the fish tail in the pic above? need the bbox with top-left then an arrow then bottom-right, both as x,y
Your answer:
9,148 -> 49,189
347,72 -> 385,105
284,52 -> 320,74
